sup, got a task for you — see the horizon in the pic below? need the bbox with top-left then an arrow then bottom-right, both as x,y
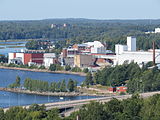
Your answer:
0,0 -> 159,20
0,18 -> 160,21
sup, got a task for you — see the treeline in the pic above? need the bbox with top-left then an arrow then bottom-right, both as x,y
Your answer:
1,19 -> 160,51
9,77 -> 77,92
1,94 -> 160,120
85,62 -> 160,93
0,104 -> 61,120
67,94 -> 160,120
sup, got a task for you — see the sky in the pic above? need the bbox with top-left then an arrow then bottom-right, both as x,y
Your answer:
0,0 -> 159,20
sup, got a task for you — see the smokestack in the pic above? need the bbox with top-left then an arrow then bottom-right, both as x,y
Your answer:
153,41 -> 155,66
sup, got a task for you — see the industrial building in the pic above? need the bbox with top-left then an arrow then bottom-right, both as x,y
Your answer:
8,50 -> 56,67
114,36 -> 160,65
74,54 -> 94,68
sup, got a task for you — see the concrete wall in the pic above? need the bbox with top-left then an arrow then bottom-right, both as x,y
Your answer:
115,51 -> 160,65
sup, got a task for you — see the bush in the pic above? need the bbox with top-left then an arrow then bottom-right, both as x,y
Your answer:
83,68 -> 89,73
65,65 -> 71,71
71,67 -> 82,72
39,65 -> 46,69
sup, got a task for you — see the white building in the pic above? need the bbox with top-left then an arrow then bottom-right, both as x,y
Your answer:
115,44 -> 128,55
114,36 -> 160,65
155,28 -> 160,33
127,36 -> 136,51
84,41 -> 106,54
43,53 -> 56,68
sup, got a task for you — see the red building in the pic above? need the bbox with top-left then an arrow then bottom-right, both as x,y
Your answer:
9,52 -> 44,65
116,86 -> 127,92
108,87 -> 116,92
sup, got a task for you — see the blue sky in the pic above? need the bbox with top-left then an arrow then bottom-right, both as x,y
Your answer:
0,0 -> 159,20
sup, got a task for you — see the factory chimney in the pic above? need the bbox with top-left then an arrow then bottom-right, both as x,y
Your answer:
153,41 -> 155,66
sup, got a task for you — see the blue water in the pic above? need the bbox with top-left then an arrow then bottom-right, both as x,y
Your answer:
0,41 -> 26,55
0,91 -> 98,108
0,69 -> 85,87
0,69 -> 96,108
0,41 -> 101,108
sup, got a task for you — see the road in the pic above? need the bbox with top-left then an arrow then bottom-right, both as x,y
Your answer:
3,91 -> 160,113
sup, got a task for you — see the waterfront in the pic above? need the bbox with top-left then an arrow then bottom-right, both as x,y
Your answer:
0,68 -> 85,87
0,68 -> 89,108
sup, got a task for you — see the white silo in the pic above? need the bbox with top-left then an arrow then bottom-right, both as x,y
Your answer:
127,36 -> 136,51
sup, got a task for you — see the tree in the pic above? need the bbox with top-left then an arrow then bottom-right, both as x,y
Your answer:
65,65 -> 71,71
46,108 -> 61,120
85,72 -> 93,86
83,68 -> 89,73
0,109 -> 5,120
60,80 -> 67,92
67,79 -> 75,92
49,64 -> 56,71
15,76 -> 21,87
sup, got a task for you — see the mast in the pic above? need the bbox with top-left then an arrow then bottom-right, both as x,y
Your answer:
153,41 -> 155,66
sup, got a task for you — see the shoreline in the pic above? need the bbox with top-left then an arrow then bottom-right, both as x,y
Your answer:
0,66 -> 86,76
0,88 -> 104,97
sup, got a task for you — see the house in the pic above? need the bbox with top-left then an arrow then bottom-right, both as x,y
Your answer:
116,86 -> 127,92
108,87 -> 116,92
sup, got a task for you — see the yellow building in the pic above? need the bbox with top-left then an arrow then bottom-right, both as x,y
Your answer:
74,54 -> 93,68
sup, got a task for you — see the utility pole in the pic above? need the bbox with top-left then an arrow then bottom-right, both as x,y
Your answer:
153,41 -> 156,66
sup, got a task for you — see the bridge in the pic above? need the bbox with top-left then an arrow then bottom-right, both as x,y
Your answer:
3,91 -> 160,116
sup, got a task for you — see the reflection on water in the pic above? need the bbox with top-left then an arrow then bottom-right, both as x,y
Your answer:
0,91 -> 98,108
0,69 -> 88,108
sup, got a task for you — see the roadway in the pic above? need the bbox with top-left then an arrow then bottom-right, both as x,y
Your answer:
3,91 -> 160,113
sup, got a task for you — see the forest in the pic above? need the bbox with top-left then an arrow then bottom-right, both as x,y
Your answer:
84,62 -> 160,93
1,94 -> 160,120
1,19 -> 160,51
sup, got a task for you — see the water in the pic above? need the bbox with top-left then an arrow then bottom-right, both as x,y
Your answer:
0,69 -> 85,87
0,41 -> 101,108
0,69 -> 95,108
0,41 -> 26,55
0,91 -> 97,108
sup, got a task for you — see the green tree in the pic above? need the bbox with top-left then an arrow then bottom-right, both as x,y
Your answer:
67,79 -> 75,92
60,80 -> 67,92
49,64 -> 56,71
0,109 -> 5,120
85,72 -> 93,86
46,108 -> 61,120
65,65 -> 71,71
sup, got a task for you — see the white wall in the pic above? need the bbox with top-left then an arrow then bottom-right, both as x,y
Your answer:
16,53 -> 24,64
44,58 -> 53,68
155,28 -> 160,33
115,44 -> 128,55
127,36 -> 136,51
115,51 -> 160,65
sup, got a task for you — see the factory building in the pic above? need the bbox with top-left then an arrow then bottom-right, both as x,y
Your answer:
8,50 -> 56,67
43,53 -> 56,68
114,36 -> 160,65
74,54 -> 94,68
8,52 -> 44,65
